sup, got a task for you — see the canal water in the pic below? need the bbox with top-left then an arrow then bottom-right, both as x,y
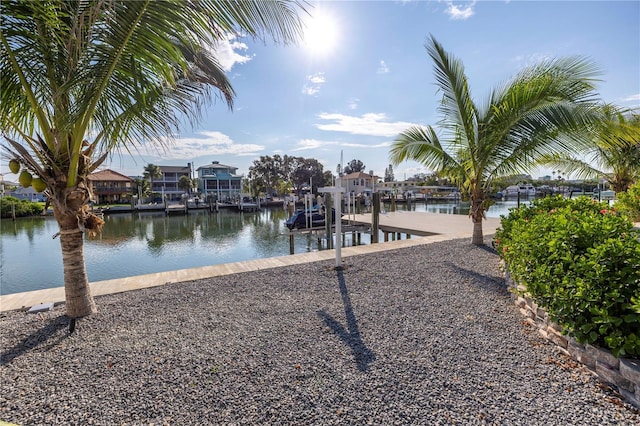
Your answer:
1,200 -> 523,295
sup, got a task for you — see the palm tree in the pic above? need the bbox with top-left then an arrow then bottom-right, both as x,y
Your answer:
1,0 -> 304,318
390,35 -> 601,245
539,108 -> 640,193
178,175 -> 195,196
143,164 -> 162,199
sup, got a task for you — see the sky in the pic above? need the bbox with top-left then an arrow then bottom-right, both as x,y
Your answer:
3,0 -> 640,182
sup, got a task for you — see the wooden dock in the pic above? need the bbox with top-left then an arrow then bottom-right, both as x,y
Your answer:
165,203 -> 187,215
344,211 -> 502,239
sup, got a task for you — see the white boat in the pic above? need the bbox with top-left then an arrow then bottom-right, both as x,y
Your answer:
503,184 -> 536,197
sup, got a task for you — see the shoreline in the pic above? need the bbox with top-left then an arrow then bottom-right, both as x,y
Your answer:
0,234 -> 457,312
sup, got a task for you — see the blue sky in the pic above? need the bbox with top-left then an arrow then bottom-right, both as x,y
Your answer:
4,0 -> 640,182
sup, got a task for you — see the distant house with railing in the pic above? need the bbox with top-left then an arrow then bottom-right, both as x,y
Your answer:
87,169 -> 134,204
152,165 -> 192,201
341,172 -> 379,195
376,180 -> 416,193
196,161 -> 243,202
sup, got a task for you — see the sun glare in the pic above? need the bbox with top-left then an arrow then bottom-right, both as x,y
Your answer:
302,11 -> 338,56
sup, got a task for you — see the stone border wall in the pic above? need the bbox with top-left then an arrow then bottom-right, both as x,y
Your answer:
505,271 -> 640,409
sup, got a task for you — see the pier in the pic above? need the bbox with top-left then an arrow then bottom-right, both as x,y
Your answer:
345,211 -> 502,240
286,211 -> 502,254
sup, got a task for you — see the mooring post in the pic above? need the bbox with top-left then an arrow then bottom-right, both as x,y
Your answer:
371,192 -> 380,243
289,233 -> 294,255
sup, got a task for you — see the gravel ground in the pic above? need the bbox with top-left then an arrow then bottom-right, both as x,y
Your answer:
1,237 -> 638,425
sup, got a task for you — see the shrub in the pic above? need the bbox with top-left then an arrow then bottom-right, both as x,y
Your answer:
0,196 -> 44,218
495,196 -> 640,358
616,182 -> 640,222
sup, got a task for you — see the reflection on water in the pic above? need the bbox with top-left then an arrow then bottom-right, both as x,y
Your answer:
1,200 -> 523,295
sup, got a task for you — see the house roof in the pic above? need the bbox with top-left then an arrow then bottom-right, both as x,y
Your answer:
343,172 -> 376,180
196,162 -> 237,170
88,169 -> 134,182
158,165 -> 190,173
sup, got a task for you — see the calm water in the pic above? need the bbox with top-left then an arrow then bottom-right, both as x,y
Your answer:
0,200 -> 523,295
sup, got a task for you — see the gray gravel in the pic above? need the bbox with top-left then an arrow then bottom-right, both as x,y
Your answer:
1,237 -> 638,425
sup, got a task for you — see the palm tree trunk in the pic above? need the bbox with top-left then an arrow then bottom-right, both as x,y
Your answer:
470,198 -> 485,246
53,206 -> 96,318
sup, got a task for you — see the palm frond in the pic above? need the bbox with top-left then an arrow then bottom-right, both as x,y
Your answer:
4,136 -> 47,179
537,153 -> 603,181
425,35 -> 478,155
390,125 -> 460,172
1,0 -> 306,188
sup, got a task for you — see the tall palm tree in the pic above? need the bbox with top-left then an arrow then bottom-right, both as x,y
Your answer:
390,35 -> 601,245
1,0 -> 305,318
143,163 -> 163,198
539,108 -> 640,193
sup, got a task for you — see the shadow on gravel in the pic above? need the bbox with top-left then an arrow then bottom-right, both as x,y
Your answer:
317,270 -> 376,372
0,315 -> 70,366
446,262 -> 508,295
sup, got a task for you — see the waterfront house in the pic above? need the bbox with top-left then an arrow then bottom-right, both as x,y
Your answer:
152,165 -> 192,201
87,169 -> 135,204
9,186 -> 46,202
341,172 -> 379,195
196,161 -> 243,202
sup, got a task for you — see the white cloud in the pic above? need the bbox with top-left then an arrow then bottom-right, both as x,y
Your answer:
315,112 -> 421,137
141,131 -> 264,159
377,60 -> 390,74
342,141 -> 391,149
512,52 -> 551,67
292,139 -> 338,151
445,1 -> 476,20
302,72 -> 326,96
302,86 -> 321,96
348,98 -> 360,110
292,138 -> 390,153
308,72 -> 326,84
621,93 -> 640,103
209,34 -> 252,72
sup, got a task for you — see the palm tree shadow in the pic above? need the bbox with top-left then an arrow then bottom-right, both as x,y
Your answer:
317,270 -> 376,372
0,315 -> 70,366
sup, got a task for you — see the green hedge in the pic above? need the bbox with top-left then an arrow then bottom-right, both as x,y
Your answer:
0,196 -> 44,218
616,182 -> 640,222
494,196 -> 640,358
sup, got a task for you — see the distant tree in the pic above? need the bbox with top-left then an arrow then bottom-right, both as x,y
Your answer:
412,172 -> 440,186
143,164 -> 162,194
384,164 -> 395,182
390,35 -> 601,245
133,178 -> 150,198
286,156 -> 325,195
247,155 -> 286,197
343,159 -> 366,174
322,170 -> 334,187
178,175 -> 195,195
